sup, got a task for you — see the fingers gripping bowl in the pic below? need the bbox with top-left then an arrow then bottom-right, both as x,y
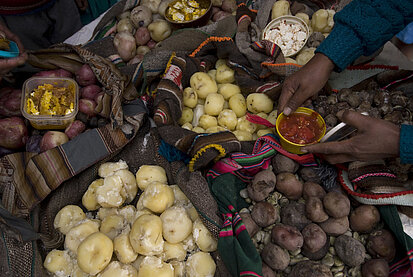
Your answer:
276,107 -> 326,154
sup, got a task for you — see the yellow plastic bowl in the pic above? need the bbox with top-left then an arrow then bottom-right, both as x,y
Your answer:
276,107 -> 326,154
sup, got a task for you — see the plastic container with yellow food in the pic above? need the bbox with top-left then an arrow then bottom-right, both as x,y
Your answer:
276,107 -> 325,154
21,77 -> 79,129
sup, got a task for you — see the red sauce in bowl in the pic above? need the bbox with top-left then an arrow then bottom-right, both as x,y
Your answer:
279,112 -> 323,144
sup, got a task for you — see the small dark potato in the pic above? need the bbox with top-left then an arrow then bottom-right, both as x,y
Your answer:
272,154 -> 299,174
239,211 -> 260,237
261,243 -> 290,271
302,236 -> 329,260
302,182 -> 326,200
302,223 -> 327,254
134,27 -> 151,46
323,191 -> 350,218
361,259 -> 389,277
212,11 -> 232,22
305,197 -> 329,223
281,202 -> 311,231
350,205 -> 380,233
298,167 -> 321,183
221,0 -> 237,13
367,229 -> 396,262
334,235 -> 366,267
251,202 -> 279,227
276,173 -> 303,200
262,262 -> 276,277
271,224 -> 303,251
288,261 -> 332,277
319,216 -> 349,236
247,169 -> 276,202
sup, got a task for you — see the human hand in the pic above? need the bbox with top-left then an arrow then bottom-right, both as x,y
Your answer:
301,110 -> 400,164
0,23 -> 27,79
278,53 -> 334,116
75,0 -> 88,11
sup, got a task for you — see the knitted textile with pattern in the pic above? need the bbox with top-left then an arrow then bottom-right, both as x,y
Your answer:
316,0 -> 413,71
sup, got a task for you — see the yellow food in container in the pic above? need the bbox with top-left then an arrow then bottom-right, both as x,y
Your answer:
166,0 -> 209,23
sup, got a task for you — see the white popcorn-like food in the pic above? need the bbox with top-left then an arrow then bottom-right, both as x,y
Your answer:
264,19 -> 307,57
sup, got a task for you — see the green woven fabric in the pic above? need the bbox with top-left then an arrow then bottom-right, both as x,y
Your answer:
80,0 -> 119,25
208,173 -> 263,277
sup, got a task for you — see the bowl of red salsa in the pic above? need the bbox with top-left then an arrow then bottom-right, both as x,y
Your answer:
276,107 -> 326,154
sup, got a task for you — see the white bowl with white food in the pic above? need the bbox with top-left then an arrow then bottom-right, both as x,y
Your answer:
262,15 -> 309,57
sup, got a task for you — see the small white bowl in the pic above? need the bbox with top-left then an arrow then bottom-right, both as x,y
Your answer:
262,15 -> 309,57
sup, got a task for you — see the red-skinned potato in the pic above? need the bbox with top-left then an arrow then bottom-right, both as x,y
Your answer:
301,223 -> 327,254
247,169 -> 276,202
212,11 -> 232,22
288,261 -> 332,277
0,117 -> 28,149
271,224 -> 303,251
40,131 -> 69,152
281,201 -> 311,231
134,27 -> 151,46
80,85 -> 101,101
261,243 -> 290,271
0,88 -> 21,116
221,0 -> 237,13
323,191 -> 350,218
239,211 -> 260,237
251,201 -> 279,227
366,229 -> 396,262
276,173 -> 303,200
319,216 -> 349,236
262,262 -> 275,277
75,64 -> 97,86
302,182 -> 326,200
361,259 -> 389,277
65,120 -> 86,139
350,205 -> 380,233
34,69 -> 73,78
147,39 -> 157,49
79,99 -> 97,117
305,197 -> 329,223
272,154 -> 299,174
334,235 -> 366,267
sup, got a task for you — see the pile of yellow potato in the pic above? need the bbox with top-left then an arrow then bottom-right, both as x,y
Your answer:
44,160 -> 217,277
179,59 -> 277,141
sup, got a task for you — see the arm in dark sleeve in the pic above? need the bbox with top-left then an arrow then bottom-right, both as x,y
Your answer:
400,125 -> 413,164
315,0 -> 413,71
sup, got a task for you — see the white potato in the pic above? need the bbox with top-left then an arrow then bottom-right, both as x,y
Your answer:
197,98 -> 205,105
98,160 -> 128,178
223,101 -> 229,109
148,20 -> 172,42
97,207 -> 118,220
130,214 -> 164,256
205,126 -> 226,133
135,208 -> 154,221
135,165 -> 167,191
54,205 -> 86,235
96,175 -> 126,208
181,122 -> 193,130
267,110 -> 278,126
190,72 -> 218,99
114,231 -> 138,264
141,182 -> 174,213
183,87 -> 198,108
215,59 -> 227,69
72,261 -> 89,277
182,233 -> 198,252
192,104 -> 205,127
311,9 -> 335,33
161,206 -> 193,243
271,0 -> 290,19
161,242 -> 186,262
141,0 -> 161,13
186,252 -> 216,277
229,94 -> 247,117
204,93 -> 224,116
218,83 -> 241,100
236,116 -> 257,134
77,232 -> 113,275
82,179 -> 104,211
118,205 -> 137,225
179,107 -> 194,125
185,203 -> 199,222
207,69 -> 217,81
296,47 -> 316,65
193,219 -> 218,252
255,112 -> 269,130
170,260 -> 185,277
232,130 -> 253,141
170,185 -> 189,206
138,256 -> 174,277
295,12 -> 310,27
198,115 -> 217,130
114,169 -> 138,203
131,256 -> 145,271
215,64 -> 235,84
65,219 -> 100,253
252,133 -> 259,140
257,129 -> 274,137
137,45 -> 150,55
218,109 -> 237,130
100,214 -> 126,240
44,249 -> 73,276
99,261 -> 138,277
246,93 -> 274,114
192,126 -> 205,133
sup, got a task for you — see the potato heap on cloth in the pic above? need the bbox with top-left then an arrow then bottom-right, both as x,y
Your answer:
44,160 -> 217,277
